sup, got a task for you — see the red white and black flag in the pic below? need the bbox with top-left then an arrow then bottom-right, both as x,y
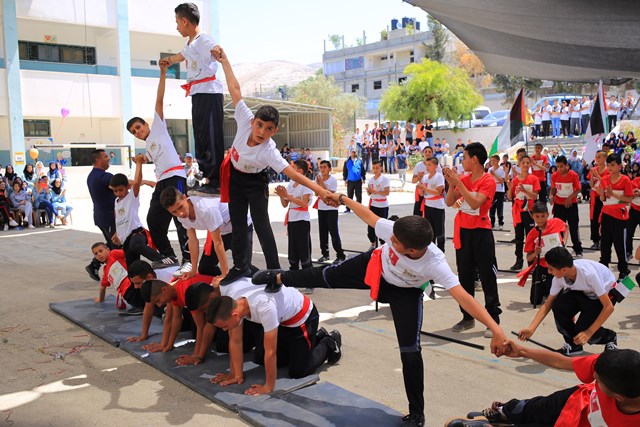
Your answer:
583,81 -> 608,164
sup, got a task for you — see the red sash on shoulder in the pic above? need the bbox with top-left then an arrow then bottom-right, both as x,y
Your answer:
180,75 -> 217,97
364,248 -> 383,301
220,153 -> 232,203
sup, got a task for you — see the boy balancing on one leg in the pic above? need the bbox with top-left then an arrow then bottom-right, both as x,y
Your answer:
315,160 -> 346,263
251,193 -> 510,427
518,247 -> 618,356
214,47 -> 334,284
160,2 -> 223,196
443,142 -> 502,338
126,61 -> 191,275
449,344 -> 640,426
206,278 -> 342,396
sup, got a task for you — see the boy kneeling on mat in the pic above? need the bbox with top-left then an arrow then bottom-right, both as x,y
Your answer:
447,344 -> 640,426
251,191 -> 510,426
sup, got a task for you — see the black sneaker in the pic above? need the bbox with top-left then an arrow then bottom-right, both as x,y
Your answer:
119,307 -> 144,316
509,260 -> 523,271
327,330 -> 342,364
251,269 -> 284,293
618,270 -> 631,281
589,242 -> 600,250
555,343 -> 584,356
334,255 -> 346,264
187,183 -> 220,197
401,413 -> 425,426
317,256 -> 331,263
316,327 -> 328,342
151,256 -> 179,269
220,266 -> 252,286
466,402 -> 507,424
85,263 -> 100,281
604,335 -> 618,352
452,319 -> 475,332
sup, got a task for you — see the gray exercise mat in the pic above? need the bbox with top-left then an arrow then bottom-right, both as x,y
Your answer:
49,296 -> 163,346
119,337 -> 319,412
239,381 -> 403,427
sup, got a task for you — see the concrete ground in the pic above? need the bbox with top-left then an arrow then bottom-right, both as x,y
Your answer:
1,170 -> 639,427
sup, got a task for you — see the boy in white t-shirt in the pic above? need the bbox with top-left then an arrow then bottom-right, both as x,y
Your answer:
160,3 -> 223,196
160,187 -> 236,283
126,62 -> 190,274
315,160 -> 345,263
417,157 -> 445,252
488,154 -> 506,230
109,154 -> 166,270
251,192 -> 509,426
276,160 -> 314,271
366,160 -> 390,249
206,278 -> 342,396
215,47 -> 333,285
518,247 -> 618,356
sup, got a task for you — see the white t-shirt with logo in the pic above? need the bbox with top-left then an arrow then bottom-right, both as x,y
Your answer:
230,100 -> 289,174
181,33 -> 223,95
550,259 -> 615,299
607,101 -> 620,116
177,196 -> 224,233
375,219 -> 459,290
541,105 -> 552,121
368,175 -> 391,208
491,166 -> 506,193
318,176 -> 338,211
581,100 -> 592,115
421,172 -> 445,209
413,161 -> 442,177
286,181 -> 313,222
146,112 -> 186,181
115,190 -> 143,243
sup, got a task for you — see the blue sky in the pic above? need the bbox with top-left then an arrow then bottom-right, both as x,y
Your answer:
218,0 -> 427,64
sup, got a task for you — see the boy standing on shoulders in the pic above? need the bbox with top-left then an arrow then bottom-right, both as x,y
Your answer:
161,2 -> 223,196
366,160 -> 390,249
444,142 -> 501,337
315,160 -> 345,263
215,47 -> 333,285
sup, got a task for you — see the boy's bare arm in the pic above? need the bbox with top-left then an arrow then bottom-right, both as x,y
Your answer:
132,154 -> 145,197
503,339 -> 574,370
246,329 -> 278,395
215,48 -> 242,107
128,302 -> 154,342
155,63 -> 168,120
159,53 -> 184,66
330,192 -> 380,228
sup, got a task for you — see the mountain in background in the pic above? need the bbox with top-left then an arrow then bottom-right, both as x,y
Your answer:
217,61 -> 319,98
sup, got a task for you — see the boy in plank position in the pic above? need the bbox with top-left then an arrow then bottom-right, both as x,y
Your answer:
214,47 -> 333,285
315,160 -> 346,263
126,61 -> 190,274
518,247 -> 618,356
109,155 -> 166,269
550,155 -> 583,258
450,345 -> 640,427
206,278 -> 342,396
275,160 -> 314,271
251,192 -> 509,427
443,142 -> 502,337
140,277 -> 213,355
91,242 -> 143,313
366,159 -> 390,249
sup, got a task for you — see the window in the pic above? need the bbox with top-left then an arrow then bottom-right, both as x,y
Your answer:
19,41 -> 96,65
410,50 -> 415,63
324,60 -> 345,74
351,84 -> 360,92
373,80 -> 382,90
24,120 -> 51,137
380,54 -> 394,61
398,77 -> 407,84
344,56 -> 364,71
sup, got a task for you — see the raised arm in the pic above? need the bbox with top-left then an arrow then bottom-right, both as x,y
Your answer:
155,62 -> 169,120
132,154 -> 145,197
215,48 -> 242,107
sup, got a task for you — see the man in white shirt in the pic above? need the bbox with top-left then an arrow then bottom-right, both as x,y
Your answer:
607,95 -> 620,130
251,193 -> 510,427
518,247 -> 618,356
580,96 -> 591,136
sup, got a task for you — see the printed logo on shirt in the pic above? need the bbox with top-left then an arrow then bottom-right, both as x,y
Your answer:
149,141 -> 158,153
117,207 -> 125,216
388,248 -> 399,266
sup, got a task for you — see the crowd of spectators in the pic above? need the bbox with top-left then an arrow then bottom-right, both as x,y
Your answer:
0,158 -> 72,230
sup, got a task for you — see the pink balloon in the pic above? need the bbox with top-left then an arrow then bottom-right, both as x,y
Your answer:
61,108 -> 70,118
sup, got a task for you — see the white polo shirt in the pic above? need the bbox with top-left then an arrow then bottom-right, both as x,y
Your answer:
286,182 -> 313,222
368,174 -> 390,208
115,190 -> 143,243
550,259 -> 616,300
181,33 -> 223,95
146,112 -> 186,181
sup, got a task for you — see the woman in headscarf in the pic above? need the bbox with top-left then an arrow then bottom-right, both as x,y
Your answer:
4,165 -> 17,186
50,178 -> 72,225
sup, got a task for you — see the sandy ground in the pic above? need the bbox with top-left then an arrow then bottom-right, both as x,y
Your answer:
1,172 -> 639,427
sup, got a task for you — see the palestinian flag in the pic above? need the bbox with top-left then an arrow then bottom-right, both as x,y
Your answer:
489,87 -> 526,156
609,275 -> 636,304
582,81 -> 608,164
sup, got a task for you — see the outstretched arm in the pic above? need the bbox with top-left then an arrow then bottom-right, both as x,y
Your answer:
214,48 -> 242,107
155,63 -> 169,120
502,339 -> 574,370
132,154 -> 145,197
329,192 -> 380,228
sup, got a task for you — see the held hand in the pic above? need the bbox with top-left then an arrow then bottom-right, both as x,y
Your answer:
244,384 -> 273,396
489,330 -> 510,357
212,275 -> 225,287
573,330 -> 593,346
213,46 -> 227,63
126,335 -> 149,343
533,246 -> 542,256
211,372 -> 244,386
159,61 -> 169,73
134,154 -> 146,165
274,185 -> 287,198
175,355 -> 203,366
502,339 -> 525,358
518,328 -> 534,341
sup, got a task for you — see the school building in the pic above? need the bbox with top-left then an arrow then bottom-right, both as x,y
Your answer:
0,0 -> 333,169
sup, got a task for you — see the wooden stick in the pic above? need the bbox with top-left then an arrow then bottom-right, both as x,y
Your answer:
420,331 -> 485,350
510,331 -> 556,352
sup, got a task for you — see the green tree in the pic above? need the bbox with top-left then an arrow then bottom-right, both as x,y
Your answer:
425,15 -> 448,62
379,58 -> 482,124
328,34 -> 342,50
291,74 -> 366,156
492,74 -> 543,103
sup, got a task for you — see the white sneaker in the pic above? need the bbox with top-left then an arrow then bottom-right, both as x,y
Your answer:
27,224 -> 35,229
172,261 -> 193,278
49,223 -> 55,228
3,224 -> 8,231
9,219 -> 18,227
